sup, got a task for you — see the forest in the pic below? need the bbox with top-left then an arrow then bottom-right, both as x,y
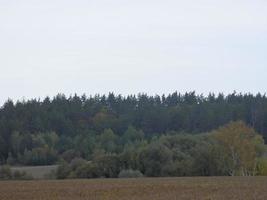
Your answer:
0,92 -> 267,178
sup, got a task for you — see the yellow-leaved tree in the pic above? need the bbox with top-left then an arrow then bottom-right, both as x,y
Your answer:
213,121 -> 266,176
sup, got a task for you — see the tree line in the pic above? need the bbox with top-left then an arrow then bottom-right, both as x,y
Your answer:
0,92 -> 267,178
54,121 -> 267,178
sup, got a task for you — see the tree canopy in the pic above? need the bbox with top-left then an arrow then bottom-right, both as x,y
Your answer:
0,92 -> 267,178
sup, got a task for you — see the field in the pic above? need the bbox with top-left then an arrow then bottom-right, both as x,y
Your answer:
0,177 -> 267,200
11,165 -> 58,179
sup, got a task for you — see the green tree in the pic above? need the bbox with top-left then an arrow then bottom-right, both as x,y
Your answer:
122,126 -> 144,144
138,143 -> 173,177
97,129 -> 118,153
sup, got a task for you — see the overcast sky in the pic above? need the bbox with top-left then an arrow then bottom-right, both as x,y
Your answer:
0,0 -> 266,105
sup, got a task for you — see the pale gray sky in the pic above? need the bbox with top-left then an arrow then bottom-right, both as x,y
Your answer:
0,0 -> 266,105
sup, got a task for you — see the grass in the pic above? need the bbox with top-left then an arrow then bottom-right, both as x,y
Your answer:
11,165 -> 58,179
0,177 -> 267,200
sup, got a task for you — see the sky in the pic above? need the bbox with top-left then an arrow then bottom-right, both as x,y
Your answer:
0,0 -> 266,105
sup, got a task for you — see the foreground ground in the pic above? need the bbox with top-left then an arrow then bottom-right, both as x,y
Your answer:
0,177 -> 267,200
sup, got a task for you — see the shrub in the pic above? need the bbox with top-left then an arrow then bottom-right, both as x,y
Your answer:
69,158 -> 87,171
257,158 -> 267,176
56,162 -> 71,179
94,154 -> 121,178
13,170 -> 33,180
0,165 -> 12,180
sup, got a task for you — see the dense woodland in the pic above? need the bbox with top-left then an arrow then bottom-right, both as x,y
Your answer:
1,92 -> 267,178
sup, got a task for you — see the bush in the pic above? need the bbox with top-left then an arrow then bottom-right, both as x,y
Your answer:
118,169 -> 143,178
138,143 -> 173,177
257,158 -> 267,176
94,154 -> 121,178
75,163 -> 99,178
83,163 -> 100,178
13,170 -> 33,180
0,165 -> 12,180
56,162 -> 71,179
0,166 -> 33,180
69,158 -> 87,170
